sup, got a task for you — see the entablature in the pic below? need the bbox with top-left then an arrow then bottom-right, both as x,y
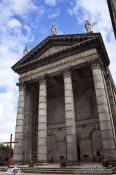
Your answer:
12,33 -> 110,75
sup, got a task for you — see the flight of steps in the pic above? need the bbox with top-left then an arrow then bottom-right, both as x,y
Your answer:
19,166 -> 116,174
0,163 -> 116,174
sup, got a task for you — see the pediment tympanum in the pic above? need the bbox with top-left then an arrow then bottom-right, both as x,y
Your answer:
12,33 -> 110,75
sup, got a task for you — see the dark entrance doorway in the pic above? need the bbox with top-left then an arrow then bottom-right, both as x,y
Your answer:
77,136 -> 81,162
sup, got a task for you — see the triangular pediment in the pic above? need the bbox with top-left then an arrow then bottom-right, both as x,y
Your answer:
12,33 -> 110,74
39,46 -> 68,58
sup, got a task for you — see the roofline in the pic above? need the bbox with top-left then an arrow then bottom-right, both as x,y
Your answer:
14,38 -> 94,70
12,33 -> 102,70
12,34 -> 110,74
12,33 -> 110,74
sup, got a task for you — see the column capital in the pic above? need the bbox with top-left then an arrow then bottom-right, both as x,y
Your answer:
16,82 -> 26,90
89,58 -> 103,70
63,69 -> 72,78
39,76 -> 47,85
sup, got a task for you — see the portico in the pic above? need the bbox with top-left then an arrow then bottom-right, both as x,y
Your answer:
12,33 -> 116,162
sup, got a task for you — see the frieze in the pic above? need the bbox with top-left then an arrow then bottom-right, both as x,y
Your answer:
20,49 -> 97,78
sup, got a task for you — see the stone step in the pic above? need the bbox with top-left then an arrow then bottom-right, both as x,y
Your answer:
9,166 -> 80,170
14,169 -> 116,174
21,170 -> 75,174
21,168 -> 76,170
1,168 -> 114,174
0,165 -> 116,174
0,170 -> 115,174
110,161 -> 116,167
19,166 -> 116,175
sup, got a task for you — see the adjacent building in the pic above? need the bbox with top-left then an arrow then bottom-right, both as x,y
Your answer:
107,0 -> 116,38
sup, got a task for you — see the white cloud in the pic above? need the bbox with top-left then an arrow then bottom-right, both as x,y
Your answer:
45,0 -> 57,6
37,6 -> 45,15
7,18 -> 22,28
0,0 -> 37,24
0,0 -> 43,143
0,91 -> 17,142
49,12 -> 59,19
48,11 -> 60,19
67,0 -> 116,83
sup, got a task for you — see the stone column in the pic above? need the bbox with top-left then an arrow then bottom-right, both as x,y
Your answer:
91,60 -> 116,160
37,78 -> 47,162
22,86 -> 32,161
13,82 -> 25,162
63,70 -> 78,162
106,79 -> 116,128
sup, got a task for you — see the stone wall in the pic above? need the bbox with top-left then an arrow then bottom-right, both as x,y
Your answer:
47,96 -> 65,124
76,124 -> 102,161
20,68 -> 103,162
31,85 -> 39,161
46,72 -> 102,162
47,121 -> 102,162
47,129 -> 66,162
22,84 -> 39,161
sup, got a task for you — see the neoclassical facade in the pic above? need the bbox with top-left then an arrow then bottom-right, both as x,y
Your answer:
12,33 -> 116,162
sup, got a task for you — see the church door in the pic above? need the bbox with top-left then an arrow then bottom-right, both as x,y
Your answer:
47,135 -> 57,162
77,137 -> 81,162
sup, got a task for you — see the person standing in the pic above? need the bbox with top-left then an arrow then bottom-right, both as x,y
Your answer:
96,150 -> 101,162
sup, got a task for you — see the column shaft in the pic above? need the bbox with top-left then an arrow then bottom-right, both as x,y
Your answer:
64,70 -> 77,162
106,79 -> 116,128
92,62 -> 116,160
22,87 -> 32,161
37,78 -> 47,162
13,83 -> 25,161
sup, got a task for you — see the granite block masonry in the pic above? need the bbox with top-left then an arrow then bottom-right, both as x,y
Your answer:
12,33 -> 116,162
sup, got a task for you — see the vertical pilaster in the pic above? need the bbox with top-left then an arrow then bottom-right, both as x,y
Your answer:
37,78 -> 47,162
64,70 -> 77,162
13,82 -> 25,161
91,60 -> 116,160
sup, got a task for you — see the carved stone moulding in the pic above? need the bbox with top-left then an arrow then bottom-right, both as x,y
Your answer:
63,67 -> 72,78
39,74 -> 48,85
16,81 -> 27,90
89,58 -> 103,70
20,49 -> 97,79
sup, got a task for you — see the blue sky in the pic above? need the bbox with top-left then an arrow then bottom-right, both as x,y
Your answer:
0,0 -> 116,143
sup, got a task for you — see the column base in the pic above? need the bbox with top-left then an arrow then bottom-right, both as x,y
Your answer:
103,149 -> 116,161
13,154 -> 22,162
12,160 -> 26,165
36,161 -> 48,164
66,160 -> 79,165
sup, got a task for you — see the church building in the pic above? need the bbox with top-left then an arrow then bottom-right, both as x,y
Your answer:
12,24 -> 116,163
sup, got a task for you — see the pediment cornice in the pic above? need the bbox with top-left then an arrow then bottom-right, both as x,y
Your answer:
12,33 -> 110,74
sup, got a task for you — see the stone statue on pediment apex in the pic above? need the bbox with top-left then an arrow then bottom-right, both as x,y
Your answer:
85,20 -> 92,33
51,24 -> 57,36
